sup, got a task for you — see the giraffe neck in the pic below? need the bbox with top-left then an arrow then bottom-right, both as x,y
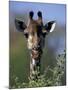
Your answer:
30,48 -> 42,79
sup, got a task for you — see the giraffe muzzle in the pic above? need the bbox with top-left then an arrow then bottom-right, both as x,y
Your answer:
31,46 -> 42,59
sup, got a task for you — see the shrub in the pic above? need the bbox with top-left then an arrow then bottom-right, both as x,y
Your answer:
9,50 -> 66,88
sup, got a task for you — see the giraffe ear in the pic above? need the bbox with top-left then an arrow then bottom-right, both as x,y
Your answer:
42,21 -> 56,37
43,21 -> 56,33
15,18 -> 27,32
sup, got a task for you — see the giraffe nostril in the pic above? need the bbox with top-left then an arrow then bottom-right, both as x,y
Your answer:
33,45 -> 40,51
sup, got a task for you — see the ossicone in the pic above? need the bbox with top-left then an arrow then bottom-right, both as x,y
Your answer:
37,11 -> 42,18
29,11 -> 34,19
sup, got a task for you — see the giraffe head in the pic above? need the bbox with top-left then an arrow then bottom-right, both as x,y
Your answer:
15,11 -> 56,60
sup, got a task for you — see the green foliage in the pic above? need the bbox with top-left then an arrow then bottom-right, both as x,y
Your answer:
9,50 -> 66,88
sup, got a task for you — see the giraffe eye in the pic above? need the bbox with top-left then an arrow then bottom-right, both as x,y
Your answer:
24,33 -> 28,38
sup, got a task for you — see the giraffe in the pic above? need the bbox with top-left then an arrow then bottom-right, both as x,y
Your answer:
15,11 -> 56,79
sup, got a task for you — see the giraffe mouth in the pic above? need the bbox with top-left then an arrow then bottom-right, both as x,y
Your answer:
31,47 -> 42,59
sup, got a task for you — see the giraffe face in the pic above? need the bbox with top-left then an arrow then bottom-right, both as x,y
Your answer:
25,11 -> 44,59
27,26 -> 43,59
27,20 -> 44,50
15,11 -> 56,59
